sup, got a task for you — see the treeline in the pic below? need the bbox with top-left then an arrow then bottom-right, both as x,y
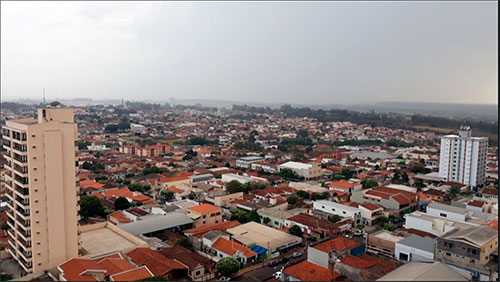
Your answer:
1,102 -> 35,111
231,104 -> 498,135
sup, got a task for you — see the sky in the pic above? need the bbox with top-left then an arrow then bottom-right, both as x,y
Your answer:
1,1 -> 498,105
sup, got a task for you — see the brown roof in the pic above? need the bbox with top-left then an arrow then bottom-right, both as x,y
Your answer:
287,213 -> 339,231
312,237 -> 360,253
160,246 -> 214,271
126,248 -> 187,277
184,221 -> 241,238
283,260 -> 341,281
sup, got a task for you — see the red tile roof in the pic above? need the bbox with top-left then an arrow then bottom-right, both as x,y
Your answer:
486,220 -> 498,231
58,259 -> 107,281
212,237 -> 257,258
110,266 -> 154,281
283,260 -> 341,281
360,203 -> 383,211
108,211 -> 133,223
188,204 -> 221,214
330,180 -> 360,189
312,237 -> 360,253
126,248 -> 187,277
184,221 -> 241,238
467,200 -> 486,208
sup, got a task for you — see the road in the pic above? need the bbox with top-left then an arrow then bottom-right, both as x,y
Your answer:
232,247 -> 306,281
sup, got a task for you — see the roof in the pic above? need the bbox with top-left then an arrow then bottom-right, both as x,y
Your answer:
160,246 -> 214,271
427,202 -> 466,214
313,237 -> 360,253
211,237 -> 257,258
58,259 -> 106,281
108,211 -> 133,223
377,261 -> 467,281
486,220 -> 498,231
441,226 -> 498,247
188,203 -> 221,214
110,266 -> 154,281
314,200 -> 361,213
279,161 -> 313,170
364,186 -> 416,204
360,202 -> 383,211
467,200 -> 486,208
226,221 -> 302,250
119,213 -> 193,236
287,213 -> 340,230
184,220 -> 241,238
330,180 -> 360,189
482,188 -> 498,196
342,254 -> 398,273
283,260 -> 341,281
396,235 -> 436,253
126,247 -> 187,277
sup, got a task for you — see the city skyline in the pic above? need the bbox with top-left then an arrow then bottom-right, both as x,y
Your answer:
1,1 -> 498,105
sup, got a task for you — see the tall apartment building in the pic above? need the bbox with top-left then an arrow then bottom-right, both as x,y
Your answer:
2,107 -> 79,275
439,126 -> 488,187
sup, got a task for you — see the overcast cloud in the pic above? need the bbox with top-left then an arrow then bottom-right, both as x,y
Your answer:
1,1 -> 497,104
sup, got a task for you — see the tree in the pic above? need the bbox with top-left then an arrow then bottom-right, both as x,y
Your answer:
388,214 -> 396,223
393,170 -> 401,181
79,196 -> 105,218
379,216 -> 389,225
114,197 -> 131,211
449,186 -> 460,195
263,217 -> 271,225
328,215 -> 342,223
279,168 -> 302,180
216,257 -> 241,277
296,190 -> 310,199
362,179 -> 378,189
1,274 -> 14,281
356,224 -> 365,230
384,223 -> 396,231
248,210 -> 261,223
161,190 -> 174,200
226,180 -> 242,194
414,181 -> 426,188
287,196 -> 298,205
136,276 -> 168,281
402,172 -> 409,182
288,225 -> 303,237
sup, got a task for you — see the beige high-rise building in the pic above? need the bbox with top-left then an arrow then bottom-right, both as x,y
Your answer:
2,107 -> 79,275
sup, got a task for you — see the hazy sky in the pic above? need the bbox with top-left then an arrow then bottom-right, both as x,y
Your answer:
1,1 -> 498,105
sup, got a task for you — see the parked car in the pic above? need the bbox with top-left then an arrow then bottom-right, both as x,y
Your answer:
268,260 -> 278,267
279,257 -> 289,264
273,271 -> 282,279
354,230 -> 365,236
291,252 -> 302,258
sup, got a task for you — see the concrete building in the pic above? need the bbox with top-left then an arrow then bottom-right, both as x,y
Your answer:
278,161 -> 321,180
394,235 -> 436,262
351,186 -> 418,214
187,204 -> 222,227
2,107 -> 79,275
235,156 -> 264,169
367,230 -> 407,258
439,126 -> 488,187
435,226 -> 498,281
313,200 -> 362,224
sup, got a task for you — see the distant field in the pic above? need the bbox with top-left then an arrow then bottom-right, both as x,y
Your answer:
411,125 -> 498,144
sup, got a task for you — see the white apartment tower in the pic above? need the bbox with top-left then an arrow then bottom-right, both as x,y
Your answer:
2,107 -> 80,275
438,126 -> 488,187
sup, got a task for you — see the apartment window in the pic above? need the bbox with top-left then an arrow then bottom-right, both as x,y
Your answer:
342,211 -> 346,214
439,213 -> 447,218
331,208 -> 335,212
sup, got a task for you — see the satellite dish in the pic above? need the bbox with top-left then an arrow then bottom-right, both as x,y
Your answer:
49,101 -> 60,107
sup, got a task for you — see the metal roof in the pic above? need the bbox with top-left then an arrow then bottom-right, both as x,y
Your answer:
118,212 -> 193,236
397,235 -> 436,253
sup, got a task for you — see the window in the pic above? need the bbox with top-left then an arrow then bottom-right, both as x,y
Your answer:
470,259 -> 475,263
342,211 -> 346,214
439,213 -> 447,218
446,252 -> 451,256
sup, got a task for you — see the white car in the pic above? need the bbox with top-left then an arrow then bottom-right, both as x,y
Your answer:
273,271 -> 283,279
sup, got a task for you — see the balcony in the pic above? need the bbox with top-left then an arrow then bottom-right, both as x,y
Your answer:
16,206 -> 30,217
18,255 -> 33,271
18,246 -> 33,260
14,174 -> 29,185
14,164 -> 28,176
5,198 -> 14,210
15,186 -> 29,197
17,237 -> 32,250
2,138 -> 11,147
7,218 -> 15,230
12,143 -> 27,152
15,195 -> 29,207
13,153 -> 27,163
17,227 -> 31,240
17,218 -> 31,230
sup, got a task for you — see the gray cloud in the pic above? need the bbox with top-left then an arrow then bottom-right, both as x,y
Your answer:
1,1 -> 497,104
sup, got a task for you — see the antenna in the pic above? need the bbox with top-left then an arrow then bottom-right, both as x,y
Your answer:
43,87 -> 46,107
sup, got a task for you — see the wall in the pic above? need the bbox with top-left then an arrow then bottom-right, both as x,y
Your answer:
307,246 -> 329,269
394,243 -> 434,261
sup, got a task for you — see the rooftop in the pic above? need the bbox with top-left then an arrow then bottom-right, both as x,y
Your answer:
226,221 -> 302,250
396,235 -> 436,253
441,226 -> 498,247
118,212 -> 193,236
377,261 -> 467,281
312,237 -> 360,253
283,260 -> 341,281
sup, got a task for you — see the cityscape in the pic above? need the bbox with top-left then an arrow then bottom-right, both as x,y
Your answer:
0,1 -> 498,282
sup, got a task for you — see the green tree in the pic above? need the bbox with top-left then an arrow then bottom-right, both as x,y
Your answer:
384,223 -> 396,231
449,186 -> 460,195
393,170 -> 401,181
226,180 -> 243,194
296,190 -> 310,199
288,225 -> 303,237
114,197 -> 131,211
161,190 -> 174,200
356,224 -> 365,230
79,196 -> 105,218
216,257 -> 241,277
263,217 -> 271,225
1,274 -> 14,281
361,179 -> 378,189
287,196 -> 299,205
328,215 -> 342,223
388,214 -> 396,223
414,181 -> 426,188
248,210 -> 261,223
402,172 -> 409,182
379,216 -> 389,225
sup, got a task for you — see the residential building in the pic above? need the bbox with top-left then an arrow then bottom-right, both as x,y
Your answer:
307,237 -> 364,269
313,200 -> 362,224
435,226 -> 498,280
481,187 -> 498,203
282,260 -> 342,281
160,246 -> 216,281
284,213 -> 347,239
2,107 -> 79,274
394,234 -> 436,262
439,126 -> 488,187
125,247 -> 188,280
329,180 -> 362,195
278,161 -> 321,180
118,212 -> 193,237
187,204 -> 222,227
351,186 -> 418,214
202,232 -> 257,265
334,253 -> 399,281
377,261 -> 468,281
367,230 -> 408,258
235,156 -> 264,169
258,207 -> 307,229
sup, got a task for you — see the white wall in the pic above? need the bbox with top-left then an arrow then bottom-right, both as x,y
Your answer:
426,206 -> 466,222
307,247 -> 329,269
395,243 -> 434,261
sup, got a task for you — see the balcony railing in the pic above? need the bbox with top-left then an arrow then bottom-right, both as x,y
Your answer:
17,227 -> 31,239
13,154 -> 27,163
13,143 -> 27,152
15,195 -> 29,207
19,254 -> 33,270
14,175 -> 29,185
17,237 -> 32,249
17,219 -> 31,229
2,139 -> 11,147
14,164 -> 28,175
18,247 -> 32,259
16,206 -> 30,217
15,186 -> 29,196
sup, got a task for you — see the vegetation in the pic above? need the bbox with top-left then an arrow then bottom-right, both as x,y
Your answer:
233,141 -> 263,151
184,136 -> 218,146
216,257 -> 241,277
104,121 -> 131,133
79,196 -> 105,218
379,216 -> 389,225
263,217 -> 271,225
82,161 -> 105,171
225,180 -> 266,194
114,197 -> 131,210
384,223 -> 396,231
328,215 -> 342,223
248,210 -> 261,223
128,182 -> 152,193
1,274 -> 14,281
1,223 -> 8,230
361,179 -> 378,189
296,190 -> 310,199
287,196 -> 299,205
278,168 -> 303,181
161,190 -> 174,200
288,225 -> 303,237
175,237 -> 192,249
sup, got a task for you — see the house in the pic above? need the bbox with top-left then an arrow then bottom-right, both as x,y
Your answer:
258,207 -> 307,229
423,189 -> 446,203
207,192 -> 244,208
284,213 -> 346,239
183,221 -> 241,250
307,237 -> 364,269
278,161 -> 322,180
187,204 -> 222,227
282,260 -> 343,281
313,200 -> 362,224
367,230 -> 408,258
160,246 -> 216,281
481,188 -> 498,203
108,210 -> 133,225
57,252 -> 154,281
334,253 -> 399,281
202,232 -> 257,265
394,234 -> 436,262
351,186 -> 418,214
356,202 -> 384,226
125,247 -> 188,280
435,226 -> 498,281
329,180 -> 362,195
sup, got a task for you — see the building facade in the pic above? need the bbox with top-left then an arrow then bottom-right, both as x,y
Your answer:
2,107 -> 79,275
439,126 -> 488,187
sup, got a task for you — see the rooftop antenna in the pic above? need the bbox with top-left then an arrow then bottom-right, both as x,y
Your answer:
43,87 -> 46,107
